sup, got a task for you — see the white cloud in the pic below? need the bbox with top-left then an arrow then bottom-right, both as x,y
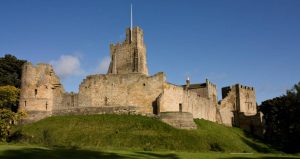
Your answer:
96,56 -> 111,74
50,55 -> 85,79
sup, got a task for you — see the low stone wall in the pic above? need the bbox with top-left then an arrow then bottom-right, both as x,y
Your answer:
21,106 -> 149,123
52,106 -> 139,116
20,111 -> 52,124
160,112 -> 197,129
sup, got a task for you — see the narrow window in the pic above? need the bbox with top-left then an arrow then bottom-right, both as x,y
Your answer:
46,102 -> 48,110
71,94 -> 75,107
179,103 -> 183,112
105,97 -> 108,105
24,101 -> 27,107
35,89 -> 38,96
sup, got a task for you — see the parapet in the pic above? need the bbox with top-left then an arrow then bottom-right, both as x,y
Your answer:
235,84 -> 255,91
205,79 -> 217,88
222,84 -> 255,99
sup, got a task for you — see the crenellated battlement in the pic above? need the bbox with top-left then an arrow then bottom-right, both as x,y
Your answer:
206,79 -> 217,88
237,84 -> 255,91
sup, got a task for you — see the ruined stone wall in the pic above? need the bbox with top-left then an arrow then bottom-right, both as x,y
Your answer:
74,72 -> 165,114
219,86 -> 236,126
159,83 -> 217,121
19,63 -> 64,112
219,84 -> 257,126
19,63 -> 256,130
18,63 -> 65,122
18,24 -> 260,132
54,92 -> 79,110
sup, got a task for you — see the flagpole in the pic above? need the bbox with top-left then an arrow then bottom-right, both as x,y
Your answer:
131,4 -> 133,42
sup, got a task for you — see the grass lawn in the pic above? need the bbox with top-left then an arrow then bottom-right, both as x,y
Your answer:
0,144 -> 299,159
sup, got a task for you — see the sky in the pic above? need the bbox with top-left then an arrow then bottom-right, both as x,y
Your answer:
1,0 -> 300,103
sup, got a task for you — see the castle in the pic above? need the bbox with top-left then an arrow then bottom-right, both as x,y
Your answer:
18,27 -> 263,136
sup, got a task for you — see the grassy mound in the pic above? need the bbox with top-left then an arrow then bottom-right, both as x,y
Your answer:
11,114 -> 271,152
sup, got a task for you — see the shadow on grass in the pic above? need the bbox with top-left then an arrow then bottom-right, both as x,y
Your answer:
0,147 -> 179,159
240,137 -> 271,153
136,151 -> 179,159
221,157 -> 298,159
238,130 -> 277,153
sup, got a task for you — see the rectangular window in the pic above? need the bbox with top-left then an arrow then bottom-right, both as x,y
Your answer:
179,103 -> 182,112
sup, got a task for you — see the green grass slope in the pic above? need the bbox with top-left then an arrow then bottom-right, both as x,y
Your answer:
11,114 -> 271,153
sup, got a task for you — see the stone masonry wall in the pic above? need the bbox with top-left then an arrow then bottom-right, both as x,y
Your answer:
54,92 -> 79,110
18,62 -> 260,132
74,72 -> 165,114
18,63 -> 65,123
108,27 -> 148,75
219,84 -> 258,126
159,83 -> 217,122
219,86 -> 237,126
19,63 -> 64,112
18,24 -> 261,132
238,85 -> 257,115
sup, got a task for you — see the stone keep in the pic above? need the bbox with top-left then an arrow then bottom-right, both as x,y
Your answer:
18,26 -> 263,134
108,27 -> 148,75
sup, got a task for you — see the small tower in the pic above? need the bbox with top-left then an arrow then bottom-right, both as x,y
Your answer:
107,27 -> 149,75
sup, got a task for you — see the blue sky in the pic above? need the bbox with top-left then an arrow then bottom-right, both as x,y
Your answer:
1,0 -> 300,103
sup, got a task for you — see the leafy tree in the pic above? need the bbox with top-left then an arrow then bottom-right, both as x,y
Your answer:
0,86 -> 20,111
0,54 -> 27,142
0,54 -> 27,88
260,82 -> 300,153
0,109 -> 25,141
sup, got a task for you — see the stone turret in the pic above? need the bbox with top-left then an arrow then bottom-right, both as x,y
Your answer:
107,27 -> 149,75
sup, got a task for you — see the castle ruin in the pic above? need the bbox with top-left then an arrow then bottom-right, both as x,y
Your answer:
18,27 -> 263,136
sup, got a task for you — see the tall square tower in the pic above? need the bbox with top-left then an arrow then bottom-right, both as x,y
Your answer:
107,27 -> 148,75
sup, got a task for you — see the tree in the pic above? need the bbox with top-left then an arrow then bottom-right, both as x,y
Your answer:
0,54 -> 27,142
0,86 -> 20,111
0,109 -> 25,141
260,82 -> 300,153
0,54 -> 27,88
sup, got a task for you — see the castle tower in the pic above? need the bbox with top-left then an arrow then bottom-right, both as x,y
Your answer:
18,63 -> 64,121
107,27 -> 149,75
